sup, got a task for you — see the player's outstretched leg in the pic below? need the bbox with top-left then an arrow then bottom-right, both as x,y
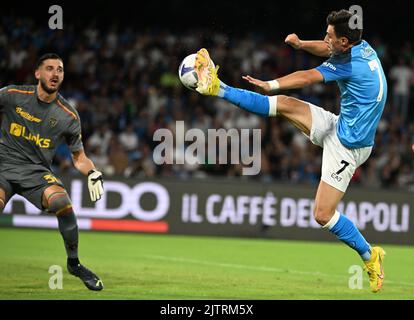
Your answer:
194,48 -> 278,117
194,48 -> 313,132
194,48 -> 221,96
43,185 -> 104,291
194,48 -> 314,136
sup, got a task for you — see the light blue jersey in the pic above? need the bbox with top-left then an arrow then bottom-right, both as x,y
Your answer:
315,40 -> 388,149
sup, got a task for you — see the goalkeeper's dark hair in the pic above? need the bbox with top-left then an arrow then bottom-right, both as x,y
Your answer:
36,53 -> 63,69
326,9 -> 362,44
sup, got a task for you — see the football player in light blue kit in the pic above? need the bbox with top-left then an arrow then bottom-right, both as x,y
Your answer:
192,9 -> 387,292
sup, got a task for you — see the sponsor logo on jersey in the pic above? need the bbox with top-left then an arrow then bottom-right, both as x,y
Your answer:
49,118 -> 58,128
361,47 -> 375,59
15,107 -> 42,123
331,172 -> 343,182
10,122 -> 51,148
322,62 -> 337,71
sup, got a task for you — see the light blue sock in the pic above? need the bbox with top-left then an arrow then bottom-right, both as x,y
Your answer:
325,211 -> 372,261
218,81 -> 276,117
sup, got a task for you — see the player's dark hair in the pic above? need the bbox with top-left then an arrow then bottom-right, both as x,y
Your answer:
36,53 -> 63,69
326,9 -> 362,44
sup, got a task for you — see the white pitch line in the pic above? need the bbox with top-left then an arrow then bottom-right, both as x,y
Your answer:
143,254 -> 414,288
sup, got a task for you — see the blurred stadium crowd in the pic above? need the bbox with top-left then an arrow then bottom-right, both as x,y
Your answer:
1,17 -> 413,190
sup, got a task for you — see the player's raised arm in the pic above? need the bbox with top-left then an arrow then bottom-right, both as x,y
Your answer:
243,68 -> 323,92
285,33 -> 332,57
243,33 -> 332,93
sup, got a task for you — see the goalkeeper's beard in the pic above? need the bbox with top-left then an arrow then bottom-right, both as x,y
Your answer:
40,78 -> 60,94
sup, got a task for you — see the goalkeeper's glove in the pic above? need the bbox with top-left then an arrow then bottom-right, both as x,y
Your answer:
87,169 -> 104,202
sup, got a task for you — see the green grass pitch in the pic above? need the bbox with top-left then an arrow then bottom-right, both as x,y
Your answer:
0,228 -> 413,300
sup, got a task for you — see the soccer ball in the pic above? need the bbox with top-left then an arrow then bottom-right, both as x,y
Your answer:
178,53 -> 198,91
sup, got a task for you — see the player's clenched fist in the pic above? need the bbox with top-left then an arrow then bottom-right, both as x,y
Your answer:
87,169 -> 104,201
285,33 -> 302,49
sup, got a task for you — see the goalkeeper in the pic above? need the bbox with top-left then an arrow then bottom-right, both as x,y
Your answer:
0,53 -> 104,291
